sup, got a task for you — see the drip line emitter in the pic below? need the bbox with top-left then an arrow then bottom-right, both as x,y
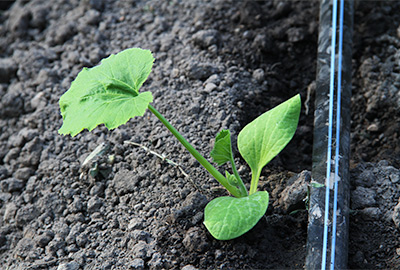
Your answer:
305,0 -> 353,269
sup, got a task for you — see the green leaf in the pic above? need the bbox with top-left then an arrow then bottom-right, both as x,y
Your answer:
58,48 -> 154,136
237,94 -> 301,194
225,171 -> 239,187
211,130 -> 248,197
210,129 -> 233,165
204,191 -> 269,240
311,181 -> 325,188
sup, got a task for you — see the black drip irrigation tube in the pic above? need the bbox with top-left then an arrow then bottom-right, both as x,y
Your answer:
305,0 -> 353,269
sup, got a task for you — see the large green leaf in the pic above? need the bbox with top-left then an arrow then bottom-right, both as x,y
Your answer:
58,48 -> 154,136
204,191 -> 269,240
238,94 -> 301,193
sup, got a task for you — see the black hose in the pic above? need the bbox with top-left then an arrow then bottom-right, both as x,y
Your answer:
305,0 -> 353,269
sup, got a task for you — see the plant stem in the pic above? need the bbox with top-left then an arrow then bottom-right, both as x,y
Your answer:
249,170 -> 261,195
229,156 -> 248,196
148,104 -> 247,198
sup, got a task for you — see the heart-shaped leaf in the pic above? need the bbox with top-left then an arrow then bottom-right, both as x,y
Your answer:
204,191 -> 269,240
59,48 -> 154,136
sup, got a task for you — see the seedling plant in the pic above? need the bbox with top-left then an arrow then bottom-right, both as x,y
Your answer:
59,48 -> 301,240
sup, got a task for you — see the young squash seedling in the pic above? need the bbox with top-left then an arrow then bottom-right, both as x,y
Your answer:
59,48 -> 301,240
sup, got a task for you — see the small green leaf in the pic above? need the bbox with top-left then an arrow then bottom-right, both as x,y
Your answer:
238,94 -> 301,194
211,130 -> 248,197
204,191 -> 269,240
59,48 -> 154,136
311,181 -> 325,188
225,171 -> 239,188
210,129 -> 233,166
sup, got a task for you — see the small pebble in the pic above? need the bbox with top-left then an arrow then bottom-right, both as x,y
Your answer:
1,178 -> 24,192
390,173 -> 400,183
130,258 -> 145,270
4,202 -> 17,222
0,58 -> 17,82
87,197 -> 103,213
14,168 -> 34,181
204,83 -> 216,93
205,74 -> 220,85
397,25 -> 400,39
57,261 -> 80,270
367,123 -> 379,132
182,265 -> 198,270
392,199 -> 400,228
252,68 -> 265,83
192,29 -> 219,48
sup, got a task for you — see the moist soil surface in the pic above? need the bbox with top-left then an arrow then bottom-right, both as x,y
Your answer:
0,1 -> 399,269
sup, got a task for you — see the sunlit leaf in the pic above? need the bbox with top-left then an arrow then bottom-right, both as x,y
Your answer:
59,48 -> 154,136
204,191 -> 269,240
237,94 -> 301,193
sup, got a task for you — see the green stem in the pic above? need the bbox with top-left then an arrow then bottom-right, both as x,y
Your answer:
249,170 -> 261,195
148,104 -> 247,198
229,156 -> 248,196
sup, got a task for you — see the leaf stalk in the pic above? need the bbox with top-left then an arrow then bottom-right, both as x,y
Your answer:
148,104 -> 247,198
249,170 -> 261,195
229,156 -> 248,196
